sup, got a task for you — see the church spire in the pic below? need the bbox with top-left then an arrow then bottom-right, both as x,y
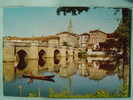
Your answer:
67,18 -> 73,33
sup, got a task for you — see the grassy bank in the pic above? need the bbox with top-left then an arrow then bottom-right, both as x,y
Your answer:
48,84 -> 128,98
27,84 -> 128,98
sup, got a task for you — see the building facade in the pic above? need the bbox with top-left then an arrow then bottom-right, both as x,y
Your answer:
56,32 -> 79,48
79,33 -> 90,49
88,30 -> 108,49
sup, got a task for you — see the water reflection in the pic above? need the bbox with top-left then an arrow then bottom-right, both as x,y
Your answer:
3,62 -> 15,82
3,56 -> 128,97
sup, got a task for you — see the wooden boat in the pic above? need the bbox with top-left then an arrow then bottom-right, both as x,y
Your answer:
22,75 -> 55,82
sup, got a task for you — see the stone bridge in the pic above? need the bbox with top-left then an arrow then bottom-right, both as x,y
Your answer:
3,40 -> 79,62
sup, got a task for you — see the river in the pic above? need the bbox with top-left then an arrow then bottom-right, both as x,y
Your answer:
3,56 -> 128,97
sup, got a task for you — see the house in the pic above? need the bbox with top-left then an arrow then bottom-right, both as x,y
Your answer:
79,33 -> 90,49
56,32 -> 79,48
88,30 -> 116,50
88,30 -> 108,50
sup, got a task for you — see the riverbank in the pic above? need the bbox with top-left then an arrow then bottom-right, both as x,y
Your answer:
48,84 -> 128,98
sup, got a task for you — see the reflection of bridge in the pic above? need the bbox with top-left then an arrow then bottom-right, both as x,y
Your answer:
3,40 -> 79,61
3,56 -> 78,82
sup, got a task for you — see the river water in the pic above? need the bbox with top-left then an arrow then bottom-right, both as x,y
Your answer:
3,56 -> 127,97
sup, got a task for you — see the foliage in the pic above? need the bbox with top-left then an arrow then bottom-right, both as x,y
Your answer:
56,7 -> 89,16
100,8 -> 130,65
27,92 -> 38,97
48,84 -> 129,98
49,88 -> 71,98
126,0 -> 133,3
118,84 -> 129,97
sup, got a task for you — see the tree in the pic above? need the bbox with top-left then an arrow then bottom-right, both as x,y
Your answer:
126,0 -> 133,3
56,7 -> 89,15
113,8 -> 131,65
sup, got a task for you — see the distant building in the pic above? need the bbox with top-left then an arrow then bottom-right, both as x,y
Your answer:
55,19 -> 79,48
67,18 -> 73,33
87,30 -> 115,51
56,32 -> 79,48
88,30 -> 107,49
47,36 -> 60,47
79,33 -> 90,49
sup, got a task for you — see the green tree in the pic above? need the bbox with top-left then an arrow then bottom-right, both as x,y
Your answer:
126,0 -> 133,3
56,7 -> 89,16
114,8 -> 131,64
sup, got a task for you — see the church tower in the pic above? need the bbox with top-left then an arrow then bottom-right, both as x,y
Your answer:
67,18 -> 73,33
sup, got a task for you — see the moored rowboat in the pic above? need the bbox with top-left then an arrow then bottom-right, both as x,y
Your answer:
22,75 -> 55,82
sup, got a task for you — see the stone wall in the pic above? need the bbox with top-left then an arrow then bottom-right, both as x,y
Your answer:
58,34 -> 79,48
3,39 -> 79,62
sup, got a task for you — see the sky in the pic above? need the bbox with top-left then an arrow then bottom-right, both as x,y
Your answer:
4,7 -> 122,37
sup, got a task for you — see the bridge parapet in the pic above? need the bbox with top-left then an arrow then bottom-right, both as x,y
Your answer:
3,40 -> 15,47
3,40 -> 15,61
30,41 -> 39,46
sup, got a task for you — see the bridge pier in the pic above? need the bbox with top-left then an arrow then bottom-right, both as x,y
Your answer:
46,47 -> 54,57
3,41 -> 15,62
3,62 -> 15,82
29,43 -> 38,59
68,47 -> 74,56
73,48 -> 79,58
24,60 -> 38,75
47,58 -> 55,72
60,47 -> 67,57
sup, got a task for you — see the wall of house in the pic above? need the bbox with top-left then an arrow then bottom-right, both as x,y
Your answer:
79,35 -> 89,48
58,34 -> 79,48
89,32 -> 107,45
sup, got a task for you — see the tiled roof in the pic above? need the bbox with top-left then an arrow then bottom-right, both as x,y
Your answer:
107,34 -> 114,38
89,30 -> 107,34
89,30 -> 115,38
56,31 -> 78,37
80,33 -> 90,36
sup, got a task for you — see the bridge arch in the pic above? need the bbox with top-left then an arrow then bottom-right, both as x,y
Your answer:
54,49 -> 61,64
66,51 -> 69,57
38,49 -> 46,66
17,49 -> 28,61
16,49 -> 28,70
16,47 -> 30,60
54,49 -> 60,58
38,49 -> 46,58
73,51 -> 75,56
